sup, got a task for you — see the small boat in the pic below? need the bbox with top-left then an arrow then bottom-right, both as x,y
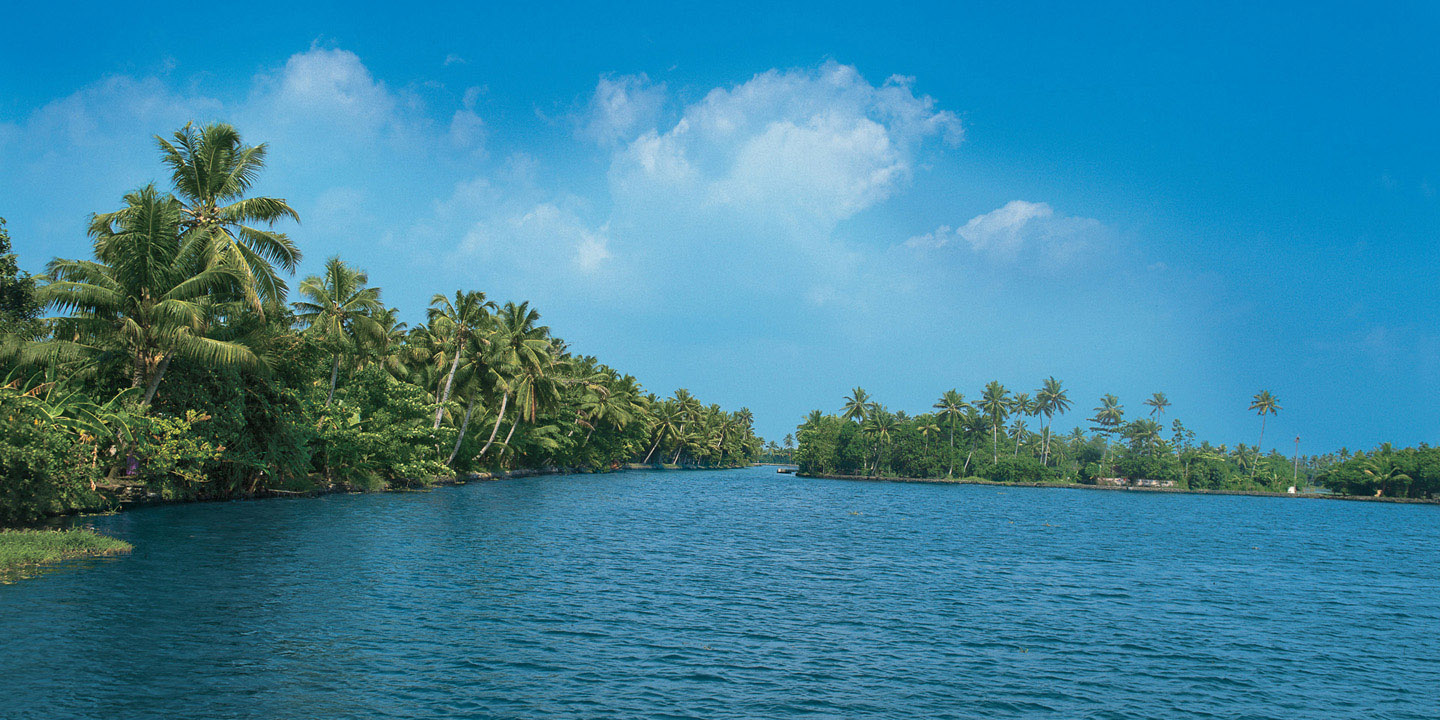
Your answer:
777,467 -> 796,474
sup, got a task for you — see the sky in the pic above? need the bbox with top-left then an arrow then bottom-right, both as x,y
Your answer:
2,1 -> 1438,453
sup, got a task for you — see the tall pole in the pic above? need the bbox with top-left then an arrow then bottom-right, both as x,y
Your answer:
1292,435 -> 1301,491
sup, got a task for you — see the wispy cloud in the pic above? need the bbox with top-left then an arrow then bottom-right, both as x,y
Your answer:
906,200 -> 1107,267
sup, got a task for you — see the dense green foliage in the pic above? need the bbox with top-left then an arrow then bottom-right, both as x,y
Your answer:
1314,444 -> 1440,498
0,123 -> 760,525
792,385 -> 1404,496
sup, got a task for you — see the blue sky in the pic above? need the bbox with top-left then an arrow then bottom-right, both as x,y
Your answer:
3,1 -> 1438,452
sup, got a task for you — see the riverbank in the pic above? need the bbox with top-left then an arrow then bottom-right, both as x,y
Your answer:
796,472 -> 1440,505
0,529 -> 132,580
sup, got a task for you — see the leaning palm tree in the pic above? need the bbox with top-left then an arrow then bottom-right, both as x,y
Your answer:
34,184 -> 255,412
477,301 -> 551,458
427,290 -> 495,428
642,400 -> 684,464
933,389 -> 969,476
1249,390 -> 1281,480
1034,376 -> 1071,466
293,257 -> 384,406
155,122 -> 300,311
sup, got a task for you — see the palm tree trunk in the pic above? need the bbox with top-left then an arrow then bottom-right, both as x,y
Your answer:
478,393 -> 508,457
992,423 -> 999,463
502,420 -> 519,450
434,347 -> 462,429
446,396 -> 476,466
326,353 -> 341,407
948,421 -> 956,477
642,432 -> 664,464
1042,421 -> 1051,466
1253,416 -> 1268,481
138,351 -> 175,412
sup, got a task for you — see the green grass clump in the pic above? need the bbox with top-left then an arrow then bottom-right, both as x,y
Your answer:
0,529 -> 132,578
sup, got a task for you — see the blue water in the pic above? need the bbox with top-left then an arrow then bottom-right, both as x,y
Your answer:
2,467 -> 1438,719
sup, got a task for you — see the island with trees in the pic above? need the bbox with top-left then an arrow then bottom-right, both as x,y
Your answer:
793,383 -> 1440,501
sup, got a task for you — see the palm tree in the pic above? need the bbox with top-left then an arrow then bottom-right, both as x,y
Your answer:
960,408 -> 988,474
1009,416 -> 1029,457
1010,392 -> 1035,457
642,401 -> 683,464
1089,394 -> 1124,477
1128,418 -> 1164,457
293,257 -> 384,406
918,421 -> 941,453
35,185 -> 254,412
366,307 -> 411,380
861,406 -> 898,476
1034,376 -> 1071,466
933,389 -> 969,476
1249,390 -> 1281,480
155,122 -> 300,311
427,290 -> 495,429
1144,392 -> 1171,418
842,387 -> 871,424
979,381 -> 1011,463
478,301 -> 552,459
1361,459 -> 1411,497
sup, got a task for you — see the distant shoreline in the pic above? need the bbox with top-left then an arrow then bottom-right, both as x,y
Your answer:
795,472 -> 1440,505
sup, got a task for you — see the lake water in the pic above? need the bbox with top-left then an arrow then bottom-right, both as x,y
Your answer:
2,467 -> 1438,719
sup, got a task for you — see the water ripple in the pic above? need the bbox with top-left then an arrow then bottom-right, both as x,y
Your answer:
2,467 -> 1438,719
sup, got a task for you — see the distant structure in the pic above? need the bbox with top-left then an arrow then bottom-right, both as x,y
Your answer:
1098,477 -> 1177,488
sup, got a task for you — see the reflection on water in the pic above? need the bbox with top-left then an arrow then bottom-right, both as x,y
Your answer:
1,467 -> 1437,719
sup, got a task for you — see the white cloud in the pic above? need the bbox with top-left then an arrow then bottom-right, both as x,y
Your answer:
609,61 -> 961,229
579,73 -> 666,146
448,87 -> 486,151
906,200 -> 1106,266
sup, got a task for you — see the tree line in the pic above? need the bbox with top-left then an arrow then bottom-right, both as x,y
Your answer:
793,382 -> 1436,499
0,123 -> 761,524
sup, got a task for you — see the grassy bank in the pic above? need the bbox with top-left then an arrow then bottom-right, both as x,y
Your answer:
0,529 -> 132,579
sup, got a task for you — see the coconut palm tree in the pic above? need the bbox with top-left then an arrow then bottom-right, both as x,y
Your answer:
933,389 -> 969,476
1089,394 -> 1124,477
477,301 -> 552,458
427,290 -> 495,429
979,381 -> 1011,463
1009,416 -> 1029,456
154,122 -> 300,311
1361,458 -> 1411,497
960,408 -> 988,474
842,387 -> 871,424
861,405 -> 898,476
918,421 -> 941,453
1127,418 -> 1164,457
642,400 -> 683,464
35,184 -> 254,412
1144,392 -> 1171,418
293,257 -> 384,406
1034,376 -> 1071,466
1249,390 -> 1281,480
